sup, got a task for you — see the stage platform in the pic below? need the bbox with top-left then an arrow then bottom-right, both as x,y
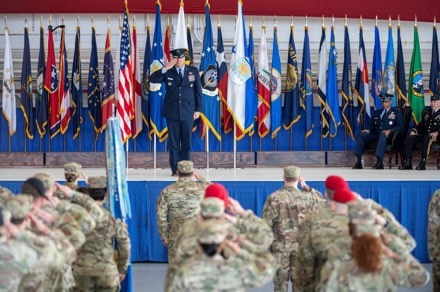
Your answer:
1,166 -> 439,264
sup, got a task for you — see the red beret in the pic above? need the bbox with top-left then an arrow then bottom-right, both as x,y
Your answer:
204,183 -> 230,207
333,189 -> 356,203
325,175 -> 349,191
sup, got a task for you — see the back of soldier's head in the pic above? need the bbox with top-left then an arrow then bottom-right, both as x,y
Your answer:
87,176 -> 107,201
325,175 -> 349,200
21,177 -> 47,201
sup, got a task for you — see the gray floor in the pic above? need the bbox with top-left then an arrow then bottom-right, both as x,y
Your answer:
132,262 -> 433,291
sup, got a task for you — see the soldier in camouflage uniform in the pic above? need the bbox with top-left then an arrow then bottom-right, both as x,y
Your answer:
72,176 -> 131,292
2,194 -> 67,291
169,215 -> 276,291
319,199 -> 429,291
261,165 -> 325,292
295,188 -> 356,291
0,186 -> 14,204
428,189 -> 440,291
156,160 -> 209,264
63,162 -> 83,191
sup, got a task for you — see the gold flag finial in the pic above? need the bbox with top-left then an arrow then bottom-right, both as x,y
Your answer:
345,15 -> 347,26
397,15 -> 401,27
305,15 -> 308,27
388,16 -> 391,27
434,16 -> 436,27
217,15 -> 221,27
40,16 -> 43,27
375,15 -> 378,26
274,16 -> 277,27
415,15 -> 418,27
322,15 -> 325,27
360,15 -> 363,28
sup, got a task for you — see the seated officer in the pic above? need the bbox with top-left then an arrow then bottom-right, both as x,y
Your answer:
399,93 -> 440,170
352,93 -> 403,169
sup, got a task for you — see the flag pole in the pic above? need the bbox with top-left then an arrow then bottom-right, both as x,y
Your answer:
153,133 -> 157,169
233,123 -> 237,169
206,128 -> 210,169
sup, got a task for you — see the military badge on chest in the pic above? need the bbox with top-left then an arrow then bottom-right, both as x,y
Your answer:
389,112 -> 395,125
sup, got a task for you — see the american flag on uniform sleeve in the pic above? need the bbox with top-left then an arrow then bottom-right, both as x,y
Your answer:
116,1 -> 134,143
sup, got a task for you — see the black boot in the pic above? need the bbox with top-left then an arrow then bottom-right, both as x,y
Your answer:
352,161 -> 363,169
372,158 -> 384,169
399,159 -> 413,170
416,159 -> 426,170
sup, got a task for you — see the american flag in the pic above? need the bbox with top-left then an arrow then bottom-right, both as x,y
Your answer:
117,2 -> 134,143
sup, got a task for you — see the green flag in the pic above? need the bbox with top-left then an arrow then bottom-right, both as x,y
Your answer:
408,25 -> 425,124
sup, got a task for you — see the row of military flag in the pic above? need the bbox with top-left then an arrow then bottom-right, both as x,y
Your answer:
2,0 -> 440,144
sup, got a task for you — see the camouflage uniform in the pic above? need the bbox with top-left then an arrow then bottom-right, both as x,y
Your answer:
156,160 -> 209,264
295,205 -> 350,291
428,189 -> 440,291
72,176 -> 131,292
169,219 -> 276,291
2,195 -> 67,292
261,166 -> 325,292
319,200 -> 429,291
0,186 -> 14,204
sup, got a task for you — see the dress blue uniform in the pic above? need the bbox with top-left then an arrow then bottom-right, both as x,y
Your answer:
400,94 -> 440,170
353,95 -> 403,169
150,51 -> 202,175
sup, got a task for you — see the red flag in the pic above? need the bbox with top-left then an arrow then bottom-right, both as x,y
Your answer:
116,1 -> 133,143
131,22 -> 142,138
101,28 -> 115,129
44,27 -> 60,138
164,23 -> 171,63
257,26 -> 270,138
59,26 -> 70,134
216,24 -> 231,134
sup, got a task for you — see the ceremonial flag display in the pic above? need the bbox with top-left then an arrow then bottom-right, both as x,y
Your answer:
383,22 -> 396,106
301,24 -> 314,140
117,2 -> 134,143
257,25 -> 270,138
283,23 -> 301,129
131,22 -> 143,138
354,25 -> 370,128
59,26 -> 70,134
326,25 -> 341,138
141,25 -> 151,131
199,2 -> 221,140
149,0 -> 168,140
317,25 -> 329,138
2,26 -> 16,136
429,22 -> 440,97
102,28 -> 115,129
216,23 -> 231,134
45,26 -> 59,138
396,21 -> 407,107
88,26 -> 102,137
408,23 -> 424,124
371,24 -> 383,109
341,23 -> 355,140
36,25 -> 48,138
71,26 -> 83,139
227,0 -> 253,139
270,25 -> 282,139
20,25 -> 33,139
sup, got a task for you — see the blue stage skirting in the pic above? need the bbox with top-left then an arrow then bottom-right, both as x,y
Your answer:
2,180 -> 440,263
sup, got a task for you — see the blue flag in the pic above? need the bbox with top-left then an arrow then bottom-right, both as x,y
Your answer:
301,25 -> 313,140
270,26 -> 282,139
341,24 -> 355,140
327,25 -> 341,138
102,29 -> 115,130
20,25 -> 33,139
355,26 -> 370,129
149,1 -> 168,140
71,26 -> 82,139
283,24 -> 301,129
247,23 -> 257,136
36,25 -> 48,138
371,24 -> 383,109
396,24 -> 407,107
87,26 -> 102,137
142,26 -> 151,132
383,24 -> 396,106
429,24 -> 440,96
199,3 -> 221,141
318,26 -> 329,138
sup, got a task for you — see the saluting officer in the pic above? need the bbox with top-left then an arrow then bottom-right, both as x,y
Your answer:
150,48 -> 202,176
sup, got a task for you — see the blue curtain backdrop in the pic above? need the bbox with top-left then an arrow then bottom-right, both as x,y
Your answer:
0,107 -> 356,152
2,179 -> 439,263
